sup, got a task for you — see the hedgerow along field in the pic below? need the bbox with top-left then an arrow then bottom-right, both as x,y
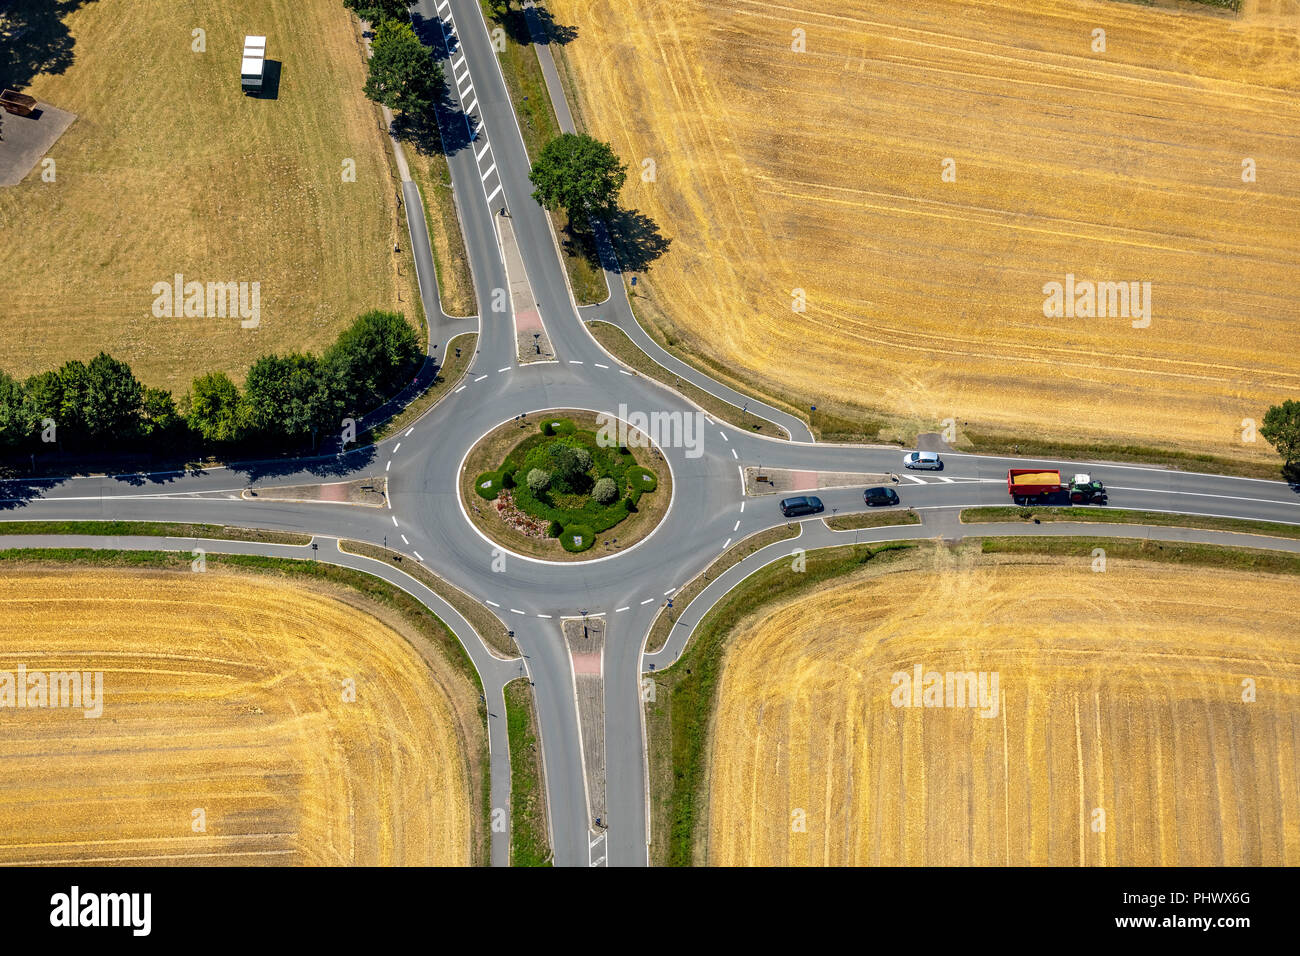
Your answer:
467,412 -> 664,557
549,0 -> 1300,462
704,547 -> 1300,865
0,0 -> 408,394
0,566 -> 481,865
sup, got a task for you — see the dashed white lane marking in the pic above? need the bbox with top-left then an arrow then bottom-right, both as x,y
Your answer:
391,515 -> 398,526
569,360 -> 584,365
740,501 -> 745,513
486,600 -> 501,608
404,427 -> 413,437
731,448 -> 739,459
412,551 -> 423,561
455,385 -> 467,393
475,140 -> 491,161
537,613 -> 552,619
640,598 -> 655,605
615,606 -> 629,613
394,442 -> 401,453
510,608 -> 525,615
401,534 -> 409,545
723,537 -> 732,549
485,182 -> 502,204
705,415 -> 716,425
619,369 -> 632,376
594,363 -> 609,369
732,520 -> 740,531
479,161 -> 497,182
385,460 -> 391,472
498,366 -> 510,373
902,474 -> 927,484
473,374 -> 487,382
720,432 -> 728,441
664,588 -> 676,596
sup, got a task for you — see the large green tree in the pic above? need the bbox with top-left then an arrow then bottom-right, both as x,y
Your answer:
78,352 -> 145,439
1261,399 -> 1300,466
363,19 -> 443,117
241,352 -> 331,440
528,133 -> 627,227
0,371 -> 34,449
343,0 -> 411,24
321,310 -> 422,412
185,372 -> 243,444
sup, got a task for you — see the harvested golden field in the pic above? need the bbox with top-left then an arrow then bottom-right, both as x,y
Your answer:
551,0 -> 1300,457
706,551 -> 1300,865
0,0 -> 409,392
0,568 -> 478,865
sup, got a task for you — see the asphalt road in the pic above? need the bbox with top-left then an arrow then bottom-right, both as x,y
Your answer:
3,1 -> 1298,867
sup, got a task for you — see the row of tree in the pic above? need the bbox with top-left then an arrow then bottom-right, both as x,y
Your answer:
0,310 -> 421,454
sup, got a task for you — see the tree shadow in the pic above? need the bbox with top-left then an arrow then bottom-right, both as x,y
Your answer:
408,10 -> 471,157
494,6 -> 578,48
0,0 -> 98,92
602,206 -> 671,272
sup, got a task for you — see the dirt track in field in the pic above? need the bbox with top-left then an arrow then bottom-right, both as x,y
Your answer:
550,0 -> 1300,456
0,568 -> 476,865
706,550 -> 1300,865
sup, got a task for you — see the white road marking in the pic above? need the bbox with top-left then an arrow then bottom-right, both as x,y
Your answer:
385,460 -> 391,472
451,54 -> 464,70
394,442 -> 401,453
537,613 -> 552,619
569,360 -> 584,365
615,606 -> 629,613
485,182 -> 503,204
404,427 -> 413,437
401,534 -> 409,545
731,448 -> 738,459
937,476 -> 954,483
902,474 -> 927,484
510,608 -> 525,615
619,369 -> 632,376
733,520 -> 740,531
475,141 -> 491,161
464,96 -> 478,116
720,432 -> 728,441
594,363 -> 609,369
740,501 -> 745,512
479,162 -> 497,182
455,65 -> 469,84
412,551 -> 423,561
455,385 -> 467,393
723,537 -> 732,549
473,375 -> 487,382
391,515 -> 398,526
486,600 -> 501,608
476,118 -> 485,132
640,598 -> 654,605
664,588 -> 676,596
498,366 -> 510,373
459,80 -> 473,97
436,0 -> 449,11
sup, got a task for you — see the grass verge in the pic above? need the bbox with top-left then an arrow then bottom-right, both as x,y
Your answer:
586,321 -> 791,440
644,524 -> 800,655
406,145 -> 476,317
362,332 -> 477,443
646,541 -> 918,866
0,521 -> 310,545
479,2 -> 607,304
824,509 -> 921,531
0,547 -> 492,864
340,538 -> 517,658
505,677 -> 553,866
978,536 -> 1300,574
961,507 -> 1300,539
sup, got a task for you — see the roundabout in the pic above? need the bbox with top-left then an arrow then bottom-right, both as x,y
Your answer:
459,410 -> 670,560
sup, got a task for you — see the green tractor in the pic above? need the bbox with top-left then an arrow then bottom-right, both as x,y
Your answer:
1068,473 -> 1108,505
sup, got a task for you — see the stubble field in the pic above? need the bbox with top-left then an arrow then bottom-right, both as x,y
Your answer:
706,550 -> 1300,865
550,0 -> 1300,458
0,568 -> 477,865
0,0 -> 409,393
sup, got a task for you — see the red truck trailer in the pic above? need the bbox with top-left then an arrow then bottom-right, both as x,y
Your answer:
1007,468 -> 1062,505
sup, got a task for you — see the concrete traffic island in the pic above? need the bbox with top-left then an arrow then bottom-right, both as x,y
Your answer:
459,408 -> 672,562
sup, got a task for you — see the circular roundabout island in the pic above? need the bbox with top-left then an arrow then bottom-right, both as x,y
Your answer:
460,409 -> 672,561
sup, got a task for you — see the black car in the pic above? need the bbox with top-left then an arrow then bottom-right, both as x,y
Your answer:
863,486 -> 900,507
779,495 -> 825,518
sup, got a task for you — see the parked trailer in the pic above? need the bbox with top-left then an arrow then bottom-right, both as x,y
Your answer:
1,89 -> 37,117
241,35 -> 266,91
